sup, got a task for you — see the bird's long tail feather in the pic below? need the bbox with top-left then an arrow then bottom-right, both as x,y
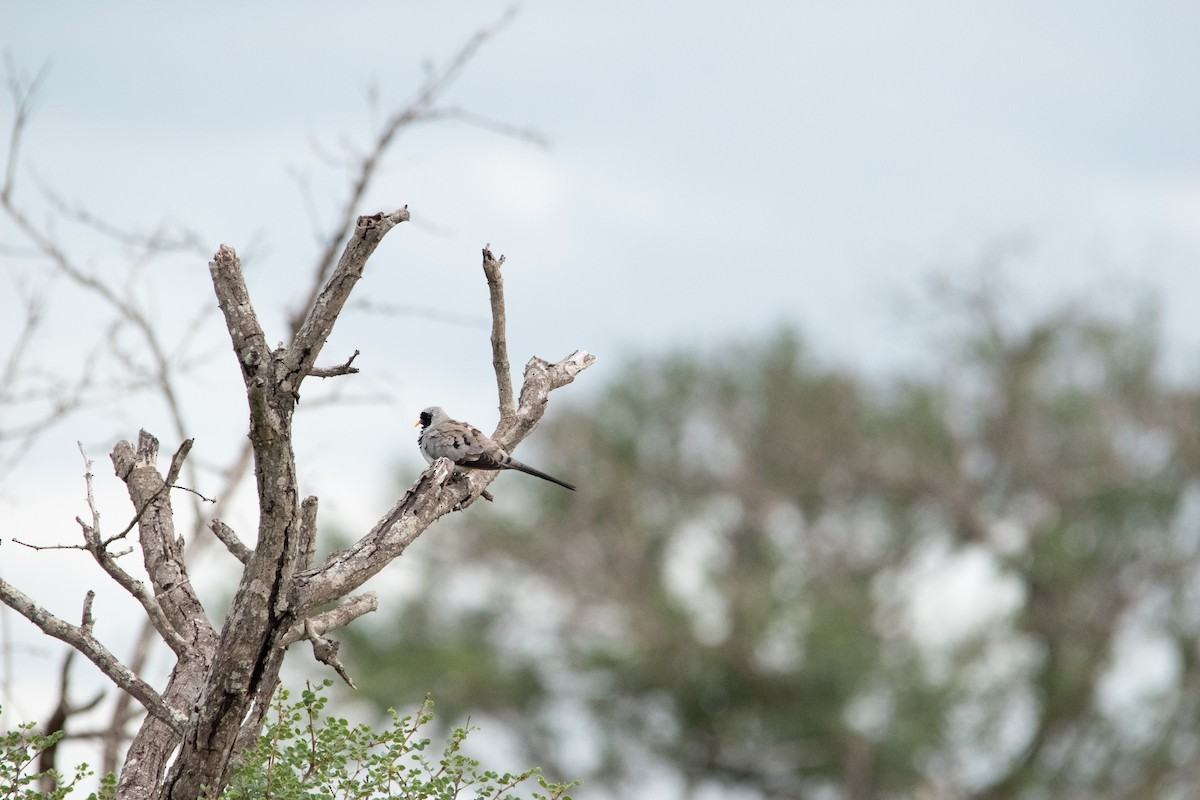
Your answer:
508,460 -> 576,491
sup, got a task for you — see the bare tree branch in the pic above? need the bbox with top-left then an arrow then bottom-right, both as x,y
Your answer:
288,6 -> 525,333
209,519 -> 251,564
280,593 -> 379,648
35,179 -> 207,256
0,14 -> 583,795
308,349 -> 360,378
507,350 -> 596,445
109,432 -> 222,800
75,442 -> 193,657
291,458 -> 455,611
9,537 -> 87,552
1,62 -> 219,515
102,620 -> 156,777
163,438 -> 193,486
434,105 -> 549,148
0,262 -> 97,483
483,245 -> 515,422
302,618 -> 357,689
351,298 -> 489,329
292,348 -> 594,613
298,495 -> 318,571
0,581 -> 184,731
155,207 -> 414,800
287,208 -> 411,384
38,649 -> 105,795
0,54 -> 50,204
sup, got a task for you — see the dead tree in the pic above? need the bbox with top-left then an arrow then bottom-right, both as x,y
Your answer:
1,15 -> 558,786
0,218 -> 594,799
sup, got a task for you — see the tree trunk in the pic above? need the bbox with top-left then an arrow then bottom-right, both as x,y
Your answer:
0,212 -> 596,800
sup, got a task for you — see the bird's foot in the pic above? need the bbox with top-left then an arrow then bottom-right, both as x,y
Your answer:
453,486 -> 494,512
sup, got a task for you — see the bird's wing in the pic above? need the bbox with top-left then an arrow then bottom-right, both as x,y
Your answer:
426,421 -> 507,470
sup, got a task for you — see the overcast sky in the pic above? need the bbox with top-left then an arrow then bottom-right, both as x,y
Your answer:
8,3 -> 1200,380
3,0 -> 1200,785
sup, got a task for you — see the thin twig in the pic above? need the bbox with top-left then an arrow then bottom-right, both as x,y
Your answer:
10,537 -> 86,551
435,106 -> 549,148
1,55 -> 51,203
35,180 -> 207,256
288,5 -> 526,334
78,440 -> 101,537
169,483 -> 216,504
164,438 -> 193,485
351,299 -> 489,329
101,485 -> 166,546
37,638 -> 105,793
308,350 -> 360,378
76,443 -> 191,656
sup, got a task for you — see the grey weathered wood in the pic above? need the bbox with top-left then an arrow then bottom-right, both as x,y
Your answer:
109,432 -> 219,800
0,203 -> 594,800
158,208 -> 410,800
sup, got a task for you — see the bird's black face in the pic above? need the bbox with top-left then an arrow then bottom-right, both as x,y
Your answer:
418,410 -> 433,428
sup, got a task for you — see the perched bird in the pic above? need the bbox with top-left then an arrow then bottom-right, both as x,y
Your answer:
416,406 -> 576,491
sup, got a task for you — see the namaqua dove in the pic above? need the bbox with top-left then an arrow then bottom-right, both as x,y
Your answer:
416,406 -> 576,491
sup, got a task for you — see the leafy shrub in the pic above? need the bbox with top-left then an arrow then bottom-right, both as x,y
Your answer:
224,682 -> 576,800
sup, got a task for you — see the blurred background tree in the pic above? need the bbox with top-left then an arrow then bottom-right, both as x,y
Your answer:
344,286 -> 1200,800
5,7 -> 1200,798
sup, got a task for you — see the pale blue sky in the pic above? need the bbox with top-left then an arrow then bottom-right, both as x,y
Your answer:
7,2 -> 1200,391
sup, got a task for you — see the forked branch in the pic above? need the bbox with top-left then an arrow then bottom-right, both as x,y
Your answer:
0,581 -> 184,731
290,244 -> 594,613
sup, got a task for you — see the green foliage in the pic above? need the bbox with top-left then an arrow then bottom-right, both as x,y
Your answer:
332,605 -> 544,728
223,682 -> 576,800
347,293 -> 1200,798
0,706 -> 110,800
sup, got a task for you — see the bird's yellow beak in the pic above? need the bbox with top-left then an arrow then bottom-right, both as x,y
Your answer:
414,419 -> 422,427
